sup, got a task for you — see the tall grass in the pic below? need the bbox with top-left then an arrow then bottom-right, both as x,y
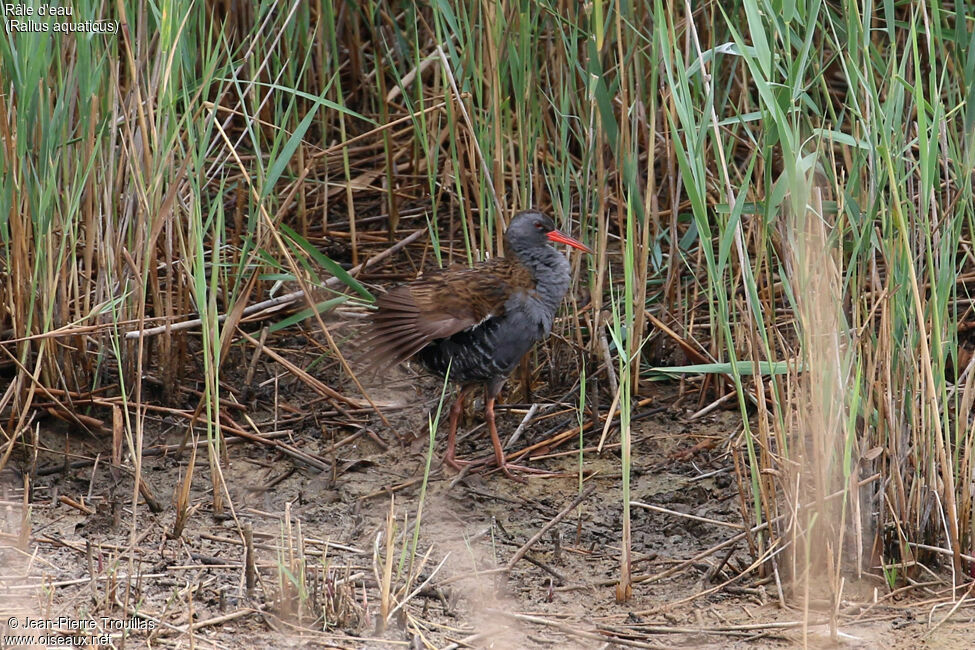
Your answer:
2,0 -> 974,625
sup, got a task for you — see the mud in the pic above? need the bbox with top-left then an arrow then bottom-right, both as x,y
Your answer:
1,372 -> 972,648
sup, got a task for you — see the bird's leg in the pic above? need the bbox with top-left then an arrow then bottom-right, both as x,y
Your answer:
483,394 -> 517,478
443,385 -> 473,470
484,382 -> 551,479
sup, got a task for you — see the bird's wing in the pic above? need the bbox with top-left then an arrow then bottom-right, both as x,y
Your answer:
364,257 -> 532,367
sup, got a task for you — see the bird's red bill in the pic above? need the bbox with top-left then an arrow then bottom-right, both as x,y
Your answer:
547,229 -> 593,254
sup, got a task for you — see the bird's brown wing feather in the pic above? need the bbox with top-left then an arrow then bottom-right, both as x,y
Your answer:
364,257 -> 533,368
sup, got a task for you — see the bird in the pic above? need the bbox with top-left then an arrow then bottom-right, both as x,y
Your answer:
363,210 -> 592,477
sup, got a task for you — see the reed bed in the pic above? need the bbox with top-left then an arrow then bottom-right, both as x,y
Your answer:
1,0 -> 974,645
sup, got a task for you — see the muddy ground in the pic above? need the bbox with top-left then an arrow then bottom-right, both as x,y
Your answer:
1,362 -> 973,649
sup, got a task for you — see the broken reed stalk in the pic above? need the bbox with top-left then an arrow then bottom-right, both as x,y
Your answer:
788,185 -> 854,641
377,495 -> 396,633
168,440 -> 198,540
243,523 -> 257,594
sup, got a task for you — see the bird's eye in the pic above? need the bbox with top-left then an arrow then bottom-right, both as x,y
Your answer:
534,221 -> 544,230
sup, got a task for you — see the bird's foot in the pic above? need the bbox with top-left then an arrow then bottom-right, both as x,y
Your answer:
489,458 -> 554,482
444,451 -> 553,481
443,452 -> 478,472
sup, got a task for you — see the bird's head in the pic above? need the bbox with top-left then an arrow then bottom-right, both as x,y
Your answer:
504,210 -> 593,255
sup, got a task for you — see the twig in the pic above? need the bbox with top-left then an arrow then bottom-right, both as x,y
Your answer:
434,47 -> 503,217
358,476 -> 427,500
1,573 -> 167,591
123,289 -> 307,340
243,326 -> 268,388
926,582 -> 975,638
58,495 -> 95,515
204,416 -> 331,472
198,531 -> 365,556
34,430 -> 294,476
702,542 -> 738,584
597,325 -> 618,401
506,485 -> 597,570
486,610 -> 671,649
503,403 -> 539,450
595,622 -> 753,638
439,632 -> 491,650
633,537 -> 789,617
386,553 -> 450,622
687,389 -> 737,420
632,520 -> 770,588
123,228 -> 428,340
521,553 -> 566,584
908,542 -> 975,565
237,328 -> 362,410
629,501 -> 744,530
509,397 -> 657,462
